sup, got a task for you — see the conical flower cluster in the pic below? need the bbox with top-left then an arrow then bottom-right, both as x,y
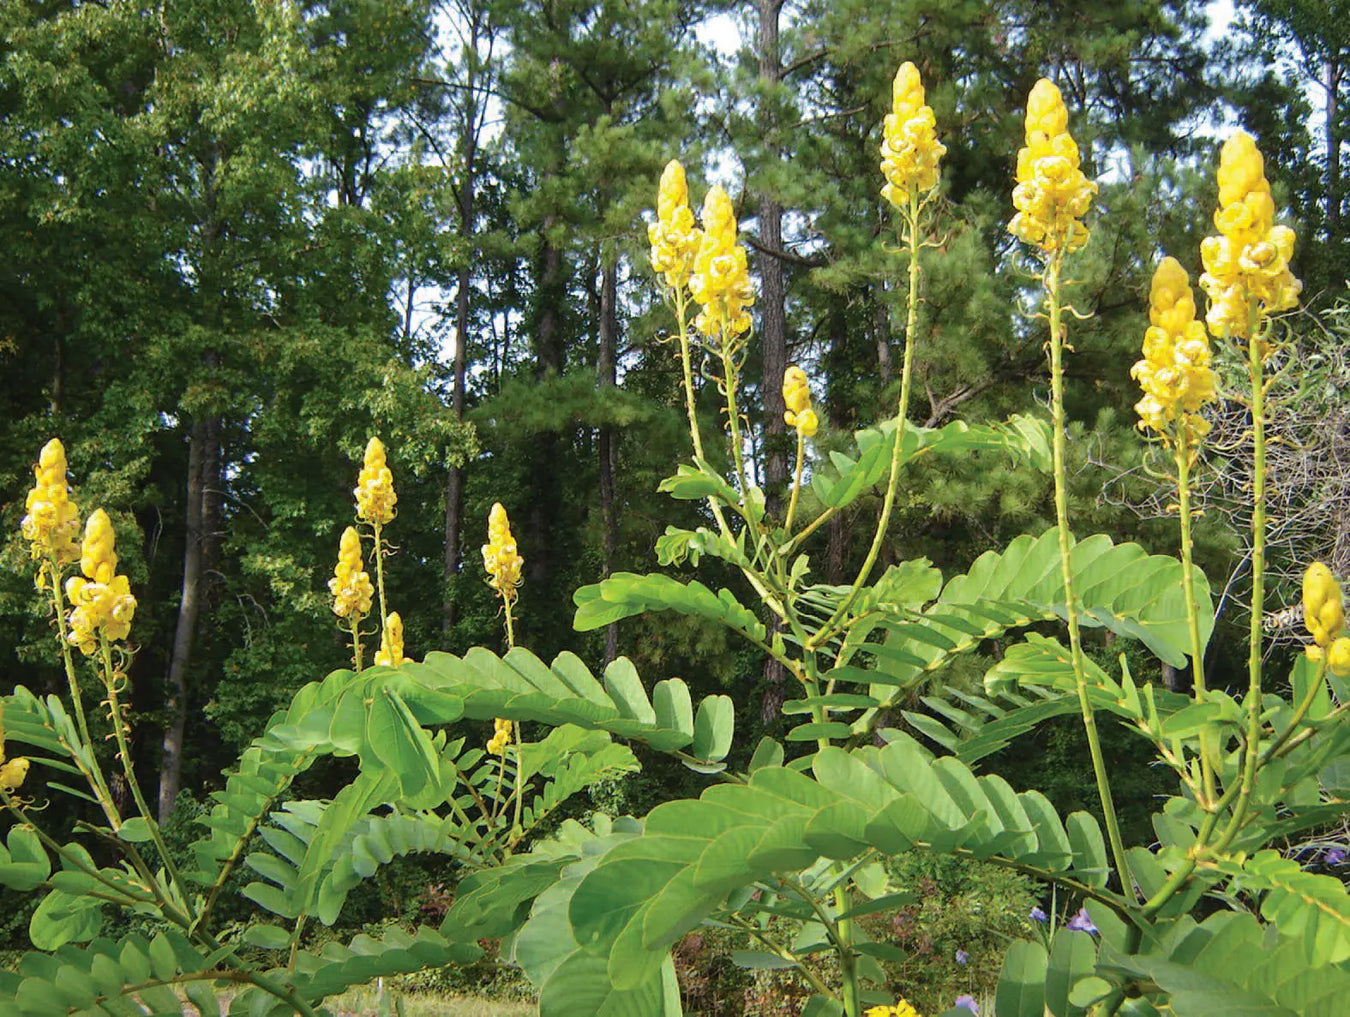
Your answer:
328,526 -> 374,620
374,611 -> 405,667
481,502 -> 523,603
648,160 -> 702,290
1131,257 -> 1218,449
863,1000 -> 922,1017
487,717 -> 513,755
21,439 -> 81,566
689,186 -> 755,339
1304,562 -> 1350,676
65,510 -> 137,655
355,437 -> 396,526
1199,131 -> 1300,344
1009,78 -> 1097,255
782,365 -> 818,437
880,62 -> 945,208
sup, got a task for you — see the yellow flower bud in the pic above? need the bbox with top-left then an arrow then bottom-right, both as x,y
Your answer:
488,717 -> 513,755
1008,78 -> 1096,256
482,502 -> 524,602
374,611 -> 405,667
1131,257 -> 1218,451
1329,637 -> 1350,677
879,62 -> 945,208
21,438 -> 81,566
1304,562 -> 1345,648
64,510 -> 136,655
648,160 -> 702,290
689,186 -> 755,339
355,437 -> 397,526
328,526 -> 375,620
1198,131 -> 1301,344
0,758 -> 29,792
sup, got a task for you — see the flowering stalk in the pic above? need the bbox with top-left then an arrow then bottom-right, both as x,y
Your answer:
781,365 -> 818,534
355,437 -> 396,628
1172,435 -> 1216,802
1007,78 -> 1131,897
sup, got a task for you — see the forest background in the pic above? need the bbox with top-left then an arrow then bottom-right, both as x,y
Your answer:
1,0 -> 1349,966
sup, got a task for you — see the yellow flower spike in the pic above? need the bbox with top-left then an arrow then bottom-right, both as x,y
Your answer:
355,437 -> 397,526
0,758 -> 29,792
328,526 -> 374,620
1199,131 -> 1301,344
689,185 -> 756,339
863,1001 -> 923,1017
63,510 -> 137,656
21,438 -> 81,566
1304,562 -> 1345,649
1008,78 -> 1097,255
782,365 -> 818,437
481,502 -> 524,603
647,160 -> 702,291
488,717 -> 513,755
880,61 -> 945,208
374,611 -> 405,667
1130,257 -> 1218,450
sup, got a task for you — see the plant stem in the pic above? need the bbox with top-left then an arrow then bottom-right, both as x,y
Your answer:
719,340 -> 751,501
673,288 -> 735,541
834,883 -> 859,1017
785,428 -> 806,534
1044,254 -> 1132,899
1217,308 -> 1269,850
372,520 -> 389,633
1174,435 -> 1216,804
808,191 -> 922,649
350,616 -> 364,672
99,636 -> 190,911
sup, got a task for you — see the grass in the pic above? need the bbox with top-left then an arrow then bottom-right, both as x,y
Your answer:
321,987 -> 536,1016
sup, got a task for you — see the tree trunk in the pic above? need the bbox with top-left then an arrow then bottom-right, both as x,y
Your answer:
1328,57 -> 1342,232
757,0 -> 788,517
873,285 -> 893,388
444,259 -> 471,636
526,233 -> 565,644
598,258 -> 620,662
159,412 -> 220,821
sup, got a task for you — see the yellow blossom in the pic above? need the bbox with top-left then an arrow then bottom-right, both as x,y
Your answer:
64,510 -> 137,655
1305,562 -> 1345,650
487,717 -> 513,755
482,502 -> 524,602
864,1001 -> 923,1017
374,611 -> 405,667
1131,257 -> 1218,449
0,758 -> 29,792
21,439 -> 81,566
328,526 -> 374,620
689,186 -> 755,339
1008,78 -> 1097,255
880,61 -> 945,208
782,365 -> 819,437
648,160 -> 702,290
1199,132 -> 1301,344
355,437 -> 397,526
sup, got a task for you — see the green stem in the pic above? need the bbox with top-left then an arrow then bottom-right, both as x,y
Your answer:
372,520 -> 389,634
349,616 -> 364,672
726,915 -> 835,1000
1217,309 -> 1269,851
1174,435 -> 1216,804
1044,255 -> 1132,899
785,428 -> 806,534
834,883 -> 859,1017
99,636 -> 190,912
673,288 -> 734,541
718,341 -> 751,501
808,191 -> 923,649
503,596 -> 516,650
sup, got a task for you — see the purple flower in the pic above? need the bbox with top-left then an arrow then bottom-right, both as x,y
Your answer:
954,995 -> 979,1015
1326,847 -> 1347,866
1029,906 -> 1048,923
1066,907 -> 1098,935
955,949 -> 970,965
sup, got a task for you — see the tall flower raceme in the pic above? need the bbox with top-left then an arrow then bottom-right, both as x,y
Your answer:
329,526 -> 374,669
482,501 -> 523,652
21,438 -> 82,570
1008,78 -> 1097,256
879,61 -> 945,210
1304,563 -> 1350,675
690,185 -> 755,342
782,365 -> 817,534
1131,257 -> 1219,453
648,160 -> 701,292
1199,131 -> 1301,346
373,611 -> 405,668
354,436 -> 396,632
65,510 -> 137,656
1007,77 -> 1132,896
